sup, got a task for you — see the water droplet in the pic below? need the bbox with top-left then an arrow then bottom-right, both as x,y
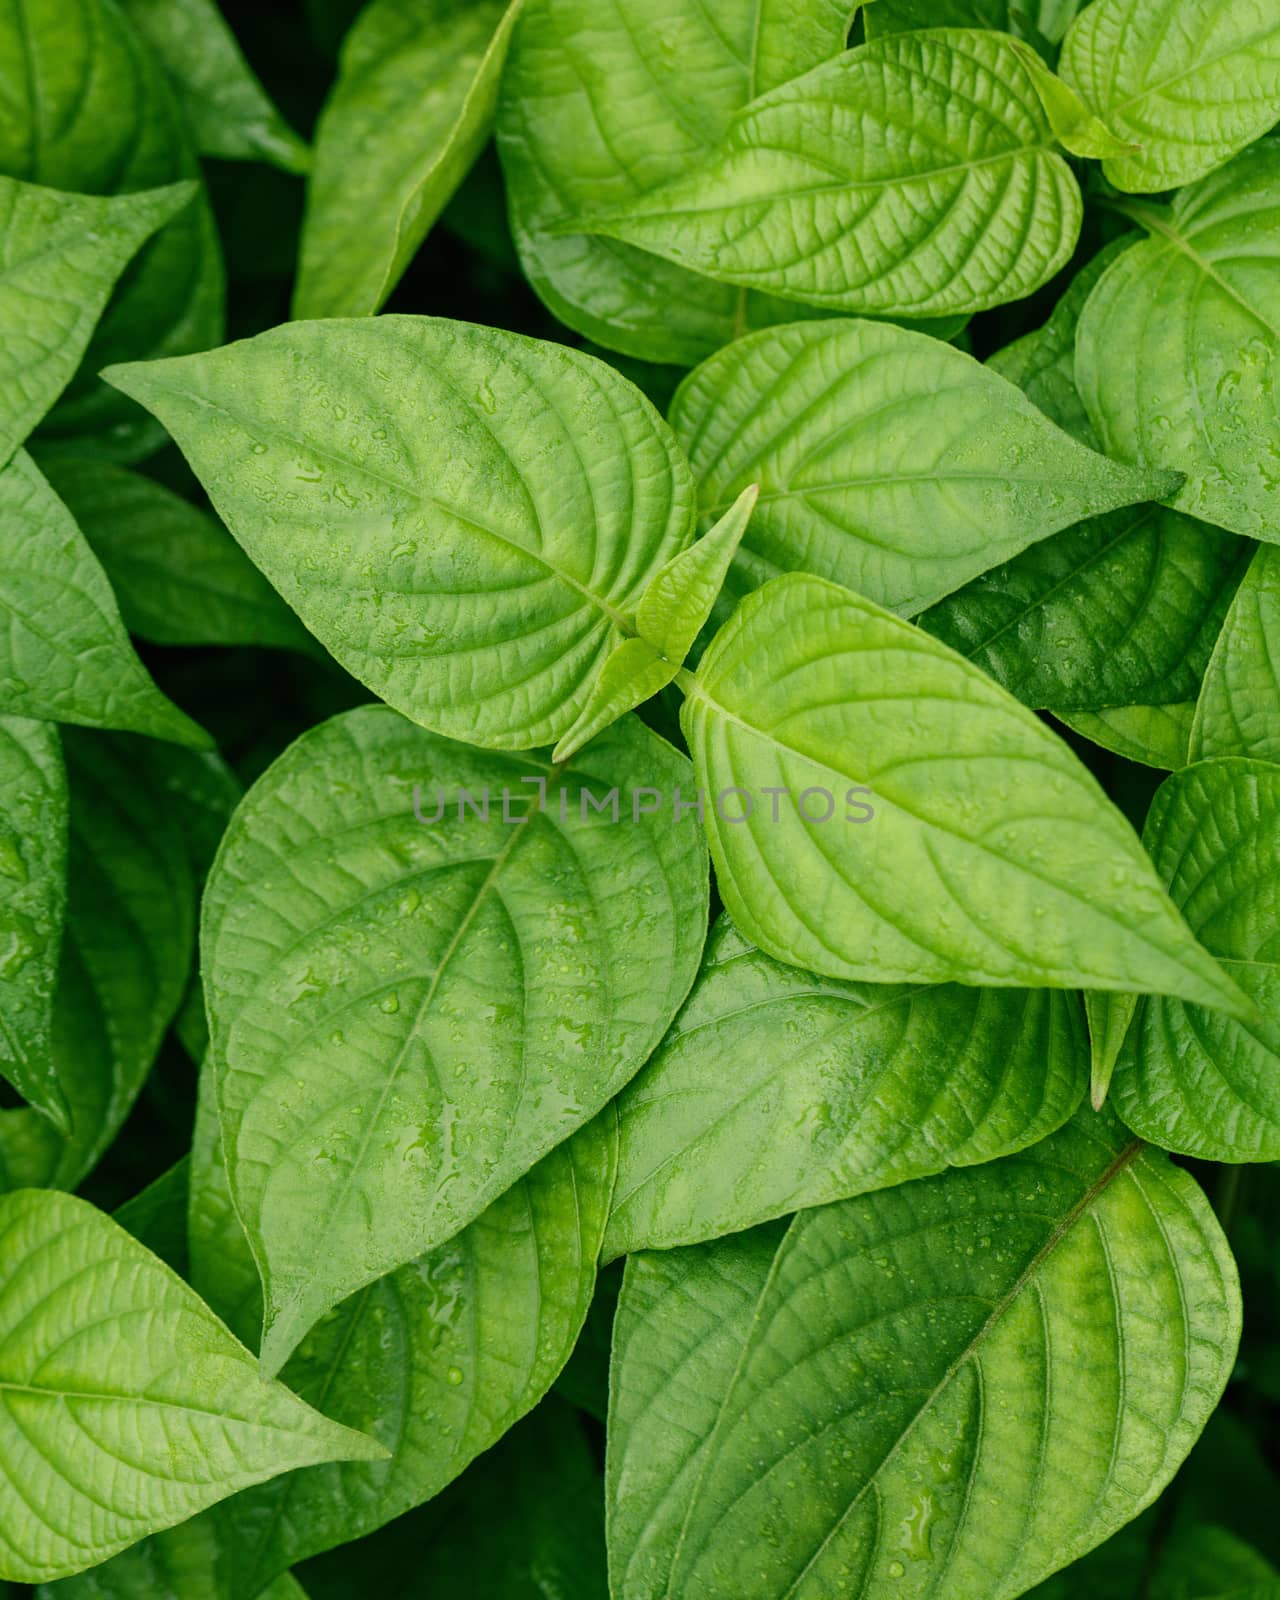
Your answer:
380,992 -> 400,1014
445,1365 -> 464,1386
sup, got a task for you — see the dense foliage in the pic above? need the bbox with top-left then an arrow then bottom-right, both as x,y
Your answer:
1,1 -> 1279,1596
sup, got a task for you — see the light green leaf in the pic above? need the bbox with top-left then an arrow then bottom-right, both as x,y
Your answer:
1076,142 -> 1280,544
1056,701 -> 1195,770
1192,544 -> 1280,762
496,0 -> 852,364
295,0 -> 521,319
105,317 -> 695,751
0,730 -> 198,1191
1008,36 -> 1136,158
0,178 -> 193,468
864,0 -> 1083,49
1113,758 -> 1280,1162
605,914 -> 1086,1255
0,0 -> 225,461
1060,0 -> 1280,192
671,317 -> 1179,616
580,29 -> 1083,318
637,485 -> 759,663
119,0 -> 309,172
920,503 -> 1248,712
607,1109 -> 1240,1600
681,572 -> 1249,1010
0,452 -> 209,747
203,705 -> 706,1375
551,639 -> 677,764
0,1188 -> 384,1585
0,717 -> 66,1129
185,1057 -> 615,1593
41,458 -> 317,655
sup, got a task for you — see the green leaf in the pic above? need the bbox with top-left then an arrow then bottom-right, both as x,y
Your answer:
580,29 -> 1083,318
920,503 -> 1248,712
1084,989 -> 1138,1110
681,572 -> 1249,1010
551,639 -> 678,765
297,1401 -> 609,1600
1113,757 -> 1280,1162
1060,0 -> 1280,192
41,458 -> 317,655
0,178 -> 193,467
606,914 -> 1087,1255
1192,544 -> 1280,763
496,0 -> 852,364
0,1188 -> 384,1585
105,317 -> 696,750
186,1056 -> 615,1592
0,0 -> 225,461
0,717 -> 66,1128
607,1109 -> 1240,1600
637,485 -> 759,664
119,0 -> 309,172
670,317 -> 1180,617
1008,37 -> 1137,159
294,0 -> 522,319
202,705 -> 706,1375
864,0 -> 1083,49
0,730 -> 198,1191
1056,701 -> 1195,770
1076,142 -> 1280,543
0,452 -> 209,747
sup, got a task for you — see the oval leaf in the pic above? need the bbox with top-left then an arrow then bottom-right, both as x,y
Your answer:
495,0 -> 851,364
105,317 -> 695,750
1076,143 -> 1280,543
295,0 -> 521,319
0,718 -> 66,1128
670,317 -> 1179,616
0,1188 -> 384,1585
680,572 -> 1248,1010
606,915 -> 1087,1255
202,705 -> 707,1375
581,29 -> 1083,318
1113,758 -> 1280,1161
0,452 -> 209,747
0,178 -> 193,466
1060,0 -> 1280,192
607,1110 -> 1240,1600
1192,544 -> 1280,763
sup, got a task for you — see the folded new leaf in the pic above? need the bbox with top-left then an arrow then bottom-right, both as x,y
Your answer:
0,177 -> 194,467
104,317 -> 695,751
574,29 -> 1083,317
607,1110 -> 1240,1600
552,486 -> 758,761
680,572 -> 1249,1011
0,1189 -> 384,1585
202,706 -> 707,1375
